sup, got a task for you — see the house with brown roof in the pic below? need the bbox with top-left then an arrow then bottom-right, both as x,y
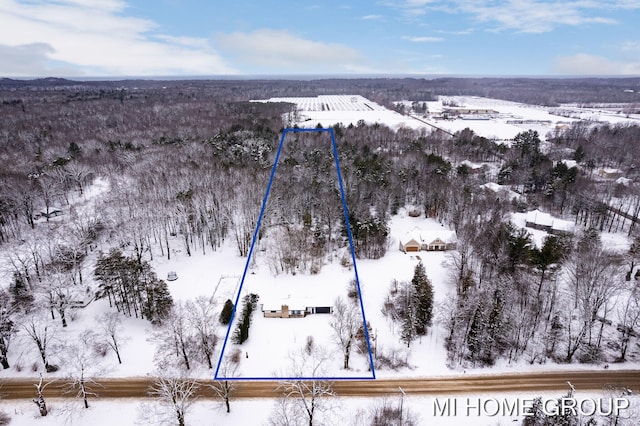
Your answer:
398,228 -> 457,253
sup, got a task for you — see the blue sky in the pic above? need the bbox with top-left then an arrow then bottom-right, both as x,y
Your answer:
0,0 -> 639,77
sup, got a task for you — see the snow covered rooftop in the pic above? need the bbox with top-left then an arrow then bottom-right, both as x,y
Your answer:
526,210 -> 553,227
260,295 -> 334,312
617,177 -> 632,186
399,226 -> 457,245
558,159 -> 578,168
525,209 -> 574,233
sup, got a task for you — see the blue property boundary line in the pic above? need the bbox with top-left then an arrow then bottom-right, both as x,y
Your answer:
214,127 -> 376,381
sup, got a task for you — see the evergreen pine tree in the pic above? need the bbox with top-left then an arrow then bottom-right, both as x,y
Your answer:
0,290 -> 14,369
10,273 -> 33,313
522,397 -> 546,426
151,278 -> 173,322
550,386 -> 578,426
411,262 -> 434,335
94,249 -> 126,310
232,294 -> 258,344
486,289 -> 504,359
67,141 -> 82,158
219,299 -> 234,325
467,307 -> 483,361
400,308 -> 416,348
547,314 -> 562,356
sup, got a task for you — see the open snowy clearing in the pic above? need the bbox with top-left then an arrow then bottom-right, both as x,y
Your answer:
254,94 -> 425,130
255,94 -> 640,143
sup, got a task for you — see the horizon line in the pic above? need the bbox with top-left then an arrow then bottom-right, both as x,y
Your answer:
3,73 -> 640,82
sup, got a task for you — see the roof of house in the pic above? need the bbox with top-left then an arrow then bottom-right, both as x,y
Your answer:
260,294 -> 334,312
461,160 -> 484,170
526,209 -> 553,227
525,209 -> 574,232
599,168 -> 623,175
558,159 -> 578,168
40,207 -> 63,214
617,177 -> 632,186
399,227 -> 457,246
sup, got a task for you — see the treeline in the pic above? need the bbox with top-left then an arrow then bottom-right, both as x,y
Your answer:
2,76 -> 639,106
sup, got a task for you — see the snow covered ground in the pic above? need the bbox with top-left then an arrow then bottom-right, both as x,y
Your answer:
3,390 -> 637,425
256,94 -> 422,130
1,195 -> 636,383
0,208 -> 453,381
3,96 -> 640,424
255,94 -> 640,143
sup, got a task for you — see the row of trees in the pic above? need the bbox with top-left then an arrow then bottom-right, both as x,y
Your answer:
232,293 -> 259,345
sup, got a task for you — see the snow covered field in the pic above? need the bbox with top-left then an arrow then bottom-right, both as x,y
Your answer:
256,94 -> 640,143
255,94 -> 424,130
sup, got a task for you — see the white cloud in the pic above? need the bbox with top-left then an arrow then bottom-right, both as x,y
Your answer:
554,53 -> 640,75
457,1 -> 618,33
360,14 -> 384,20
216,29 -> 365,73
0,43 -> 78,76
402,36 -> 444,42
0,0 -> 235,76
404,0 -> 437,5
622,41 -> 640,52
392,0 -> 639,33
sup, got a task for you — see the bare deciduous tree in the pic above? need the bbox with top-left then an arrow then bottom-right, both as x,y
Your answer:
186,296 -> 218,369
616,288 -> 640,361
33,374 -> 49,416
211,356 -> 238,413
146,370 -> 200,426
22,314 -> 57,372
269,347 -> 336,426
330,296 -> 360,369
153,301 -> 194,371
65,330 -> 102,409
98,311 -> 126,364
564,238 -> 623,361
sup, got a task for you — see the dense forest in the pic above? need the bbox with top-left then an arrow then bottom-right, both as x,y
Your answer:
1,77 -> 640,423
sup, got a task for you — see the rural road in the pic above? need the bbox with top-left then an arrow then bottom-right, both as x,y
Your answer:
1,370 -> 639,399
